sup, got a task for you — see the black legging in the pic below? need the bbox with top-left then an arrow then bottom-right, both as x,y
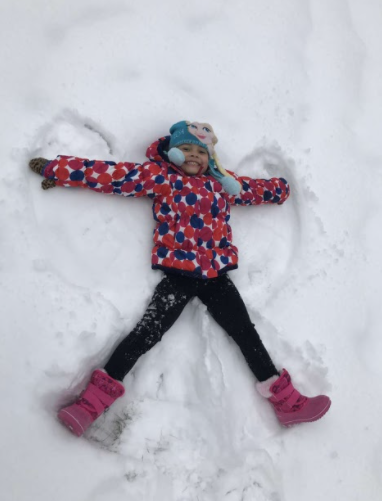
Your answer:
104,273 -> 279,382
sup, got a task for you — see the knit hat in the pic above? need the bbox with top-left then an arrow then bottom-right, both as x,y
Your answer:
168,121 -> 241,195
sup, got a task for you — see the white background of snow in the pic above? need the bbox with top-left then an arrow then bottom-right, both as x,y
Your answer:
1,0 -> 382,499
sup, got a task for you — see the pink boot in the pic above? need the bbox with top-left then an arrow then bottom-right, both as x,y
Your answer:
257,369 -> 331,426
58,370 -> 125,437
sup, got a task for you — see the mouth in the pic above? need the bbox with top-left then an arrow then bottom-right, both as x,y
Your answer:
184,161 -> 201,167
196,134 -> 206,140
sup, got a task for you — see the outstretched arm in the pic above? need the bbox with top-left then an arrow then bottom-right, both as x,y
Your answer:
29,155 -> 169,198
225,172 -> 290,206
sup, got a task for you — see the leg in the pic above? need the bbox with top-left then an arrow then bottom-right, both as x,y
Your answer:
59,274 -> 195,436
197,274 -> 279,382
104,274 -> 195,381
196,276 -> 331,426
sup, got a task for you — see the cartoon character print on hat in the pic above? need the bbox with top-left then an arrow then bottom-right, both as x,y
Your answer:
187,122 -> 217,157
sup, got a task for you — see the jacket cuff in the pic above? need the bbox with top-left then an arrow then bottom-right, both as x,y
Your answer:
42,160 -> 55,179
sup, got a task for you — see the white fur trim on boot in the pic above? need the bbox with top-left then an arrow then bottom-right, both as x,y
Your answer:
256,375 -> 280,398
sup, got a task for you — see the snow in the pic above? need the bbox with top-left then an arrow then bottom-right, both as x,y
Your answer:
1,0 -> 382,500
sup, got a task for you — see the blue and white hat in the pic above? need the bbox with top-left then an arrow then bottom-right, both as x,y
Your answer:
168,120 -> 241,195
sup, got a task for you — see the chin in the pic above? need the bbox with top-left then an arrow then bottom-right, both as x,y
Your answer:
188,168 -> 207,175
181,164 -> 208,176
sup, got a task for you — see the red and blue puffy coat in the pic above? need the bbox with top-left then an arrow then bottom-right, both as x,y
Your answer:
43,136 -> 290,279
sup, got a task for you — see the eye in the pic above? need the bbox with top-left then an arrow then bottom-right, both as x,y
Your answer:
202,127 -> 211,133
190,124 -> 197,129
199,149 -> 207,155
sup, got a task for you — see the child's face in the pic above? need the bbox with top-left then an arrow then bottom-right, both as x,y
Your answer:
178,143 -> 209,176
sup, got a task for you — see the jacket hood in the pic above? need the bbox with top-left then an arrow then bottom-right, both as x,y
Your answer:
145,136 -> 194,177
146,136 -> 171,163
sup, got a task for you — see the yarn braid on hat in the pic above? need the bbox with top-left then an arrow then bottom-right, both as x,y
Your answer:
168,121 -> 241,195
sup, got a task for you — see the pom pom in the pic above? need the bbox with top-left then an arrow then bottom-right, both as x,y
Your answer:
221,176 -> 241,195
168,147 -> 185,167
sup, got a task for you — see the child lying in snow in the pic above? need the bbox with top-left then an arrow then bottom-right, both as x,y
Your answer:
29,120 -> 331,436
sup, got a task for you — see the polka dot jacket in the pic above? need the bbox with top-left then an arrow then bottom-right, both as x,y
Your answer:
43,136 -> 290,279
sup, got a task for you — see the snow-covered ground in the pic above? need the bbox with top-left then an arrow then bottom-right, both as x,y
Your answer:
1,1 -> 382,500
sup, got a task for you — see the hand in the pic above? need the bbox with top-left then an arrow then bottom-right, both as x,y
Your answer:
29,157 -> 49,175
29,158 -> 56,189
41,179 -> 56,190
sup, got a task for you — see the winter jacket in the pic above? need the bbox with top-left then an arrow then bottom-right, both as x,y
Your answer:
43,136 -> 290,279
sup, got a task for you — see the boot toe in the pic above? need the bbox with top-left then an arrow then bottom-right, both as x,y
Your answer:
277,395 -> 331,426
58,404 -> 94,437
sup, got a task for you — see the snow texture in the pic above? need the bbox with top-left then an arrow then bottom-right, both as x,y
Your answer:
1,1 -> 382,500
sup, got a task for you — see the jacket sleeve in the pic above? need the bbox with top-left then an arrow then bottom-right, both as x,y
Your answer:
225,171 -> 290,206
43,155 -> 171,198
